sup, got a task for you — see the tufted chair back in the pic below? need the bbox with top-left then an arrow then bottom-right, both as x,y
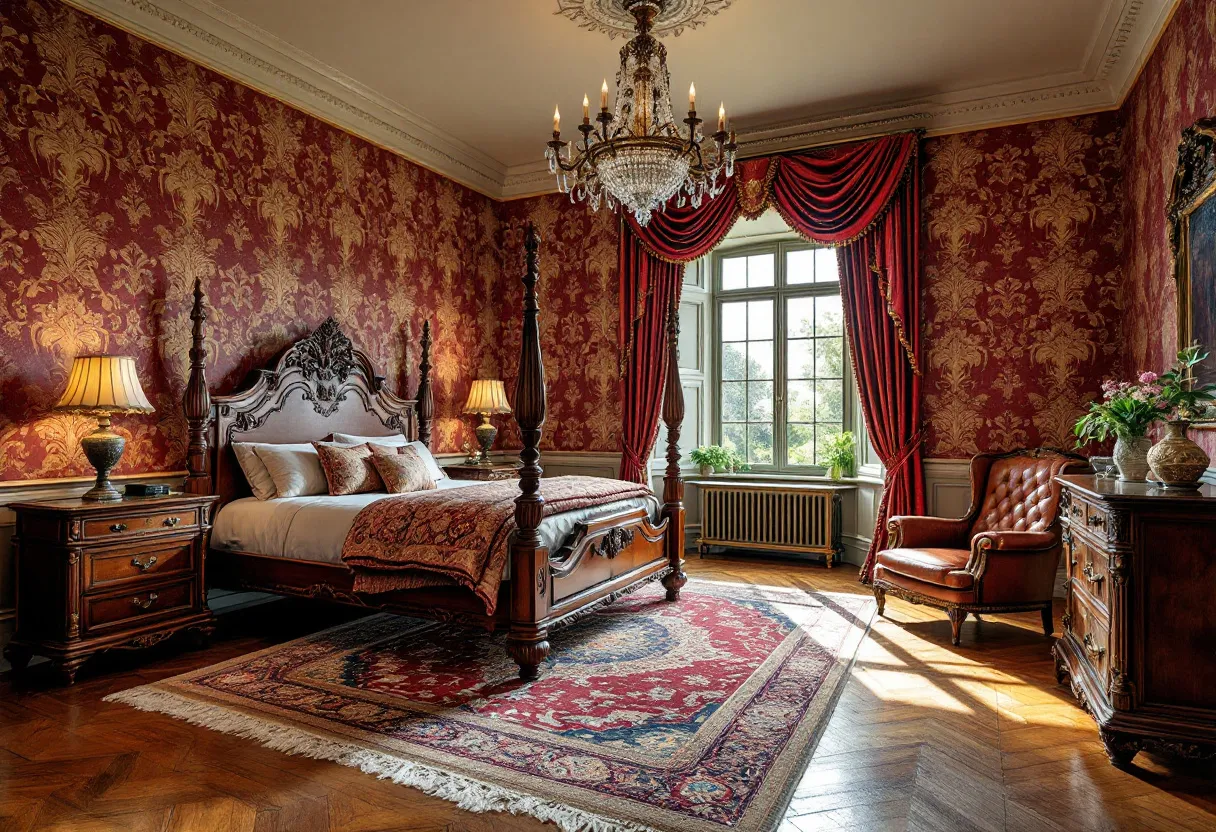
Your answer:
968,452 -> 1083,537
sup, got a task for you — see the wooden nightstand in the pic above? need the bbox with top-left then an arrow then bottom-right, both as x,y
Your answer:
443,463 -> 522,481
3,493 -> 219,684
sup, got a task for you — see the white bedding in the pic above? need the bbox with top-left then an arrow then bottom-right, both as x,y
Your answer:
211,478 -> 660,578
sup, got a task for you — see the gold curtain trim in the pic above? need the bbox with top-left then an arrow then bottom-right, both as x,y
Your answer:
870,259 -> 922,377
737,157 -> 782,220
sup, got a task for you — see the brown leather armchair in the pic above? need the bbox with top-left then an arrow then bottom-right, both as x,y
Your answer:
873,449 -> 1087,646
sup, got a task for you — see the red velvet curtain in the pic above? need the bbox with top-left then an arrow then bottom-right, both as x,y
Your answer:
769,135 -> 926,582
618,172 -> 744,484
620,135 -> 925,581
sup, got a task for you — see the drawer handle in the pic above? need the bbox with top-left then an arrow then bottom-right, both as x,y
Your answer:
1083,632 -> 1106,658
131,592 -> 159,610
130,555 -> 158,572
163,516 -> 181,527
1082,563 -> 1104,585
110,523 -> 128,533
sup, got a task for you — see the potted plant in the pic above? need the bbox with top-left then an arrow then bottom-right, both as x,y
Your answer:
727,450 -> 749,473
1147,344 -> 1216,488
690,445 -> 731,476
821,431 -> 856,480
1075,373 -> 1169,482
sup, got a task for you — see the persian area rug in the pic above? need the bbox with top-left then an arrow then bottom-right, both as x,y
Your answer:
105,580 -> 874,832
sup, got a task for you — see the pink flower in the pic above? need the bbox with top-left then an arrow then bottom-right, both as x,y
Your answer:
1139,371 -> 1159,384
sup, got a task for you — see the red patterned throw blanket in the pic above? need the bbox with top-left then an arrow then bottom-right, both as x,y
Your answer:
341,476 -> 653,613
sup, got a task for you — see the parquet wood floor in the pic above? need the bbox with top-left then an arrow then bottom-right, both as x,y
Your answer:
2,554 -> 1214,832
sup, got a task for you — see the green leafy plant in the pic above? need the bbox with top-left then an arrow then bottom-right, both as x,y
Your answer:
690,445 -> 732,472
727,449 -> 750,472
1076,344 -> 1216,446
821,431 -> 855,479
1155,344 -> 1216,420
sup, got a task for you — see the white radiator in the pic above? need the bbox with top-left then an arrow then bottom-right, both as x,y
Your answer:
696,482 -> 844,567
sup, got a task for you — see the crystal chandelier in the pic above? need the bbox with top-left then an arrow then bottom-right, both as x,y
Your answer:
545,0 -> 738,226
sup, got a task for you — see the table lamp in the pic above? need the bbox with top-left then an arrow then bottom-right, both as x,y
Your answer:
54,355 -> 155,502
462,379 -> 512,465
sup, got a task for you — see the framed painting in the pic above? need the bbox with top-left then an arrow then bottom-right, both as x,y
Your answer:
1168,117 -> 1216,426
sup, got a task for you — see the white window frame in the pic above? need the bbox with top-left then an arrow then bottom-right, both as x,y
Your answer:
711,239 -> 858,474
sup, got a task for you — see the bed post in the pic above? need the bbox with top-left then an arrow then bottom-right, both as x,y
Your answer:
415,320 -> 434,448
507,223 -> 550,682
659,287 -> 688,601
183,277 -> 212,495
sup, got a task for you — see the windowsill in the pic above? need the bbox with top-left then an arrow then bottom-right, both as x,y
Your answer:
685,472 -> 883,488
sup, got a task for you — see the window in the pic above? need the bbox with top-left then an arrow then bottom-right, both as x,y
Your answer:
715,242 -> 848,471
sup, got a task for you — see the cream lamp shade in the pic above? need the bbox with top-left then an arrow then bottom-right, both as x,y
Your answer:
462,379 -> 512,415
55,355 -> 155,415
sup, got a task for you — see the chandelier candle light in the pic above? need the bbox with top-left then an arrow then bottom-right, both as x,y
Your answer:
545,0 -> 738,226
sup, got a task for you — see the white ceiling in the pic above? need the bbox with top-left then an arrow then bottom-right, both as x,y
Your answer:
71,0 -> 1178,198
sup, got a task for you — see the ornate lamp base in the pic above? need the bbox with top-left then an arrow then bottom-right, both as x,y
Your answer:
80,415 -> 125,502
475,414 -> 497,465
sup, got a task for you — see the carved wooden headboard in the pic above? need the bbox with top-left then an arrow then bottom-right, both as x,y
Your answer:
182,279 -> 434,507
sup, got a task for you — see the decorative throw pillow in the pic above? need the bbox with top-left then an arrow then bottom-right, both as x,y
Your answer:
249,443 -> 329,498
232,442 -> 277,501
314,442 -> 384,496
372,446 -> 438,494
331,433 -> 447,481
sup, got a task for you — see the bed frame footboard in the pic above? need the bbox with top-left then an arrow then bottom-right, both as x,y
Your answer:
506,224 -> 685,681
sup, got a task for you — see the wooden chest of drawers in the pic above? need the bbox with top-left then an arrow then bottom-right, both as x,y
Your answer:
2,493 -> 218,684
1054,475 -> 1216,766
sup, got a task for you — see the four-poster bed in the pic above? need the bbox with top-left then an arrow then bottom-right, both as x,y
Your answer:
182,225 -> 686,679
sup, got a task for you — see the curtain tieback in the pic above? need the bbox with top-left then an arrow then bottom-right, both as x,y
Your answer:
882,429 -> 925,485
620,440 -> 647,472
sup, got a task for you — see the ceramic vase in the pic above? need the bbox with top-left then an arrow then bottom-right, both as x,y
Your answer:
1147,420 -> 1210,489
697,463 -> 713,477
1113,435 -> 1152,482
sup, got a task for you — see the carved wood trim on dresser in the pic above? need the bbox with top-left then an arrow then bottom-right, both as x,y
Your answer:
1054,475 -> 1216,766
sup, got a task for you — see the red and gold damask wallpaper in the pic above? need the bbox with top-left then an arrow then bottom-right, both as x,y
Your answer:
1121,0 -> 1216,456
0,0 -> 508,482
920,114 -> 1125,458
495,197 -> 621,454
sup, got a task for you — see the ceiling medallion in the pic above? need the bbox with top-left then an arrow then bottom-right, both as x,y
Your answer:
555,0 -> 736,39
545,0 -> 738,226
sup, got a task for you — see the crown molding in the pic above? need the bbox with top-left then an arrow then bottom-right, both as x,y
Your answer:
65,0 -> 1177,201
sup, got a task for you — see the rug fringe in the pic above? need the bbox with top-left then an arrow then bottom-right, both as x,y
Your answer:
103,687 -> 658,832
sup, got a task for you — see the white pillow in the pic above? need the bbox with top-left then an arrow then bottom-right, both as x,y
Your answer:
251,443 -> 329,498
331,433 -> 446,481
232,443 -> 277,501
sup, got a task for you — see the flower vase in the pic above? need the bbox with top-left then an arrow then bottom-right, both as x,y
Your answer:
697,463 -> 713,477
828,464 -> 842,481
1147,420 -> 1210,489
1113,436 -> 1152,482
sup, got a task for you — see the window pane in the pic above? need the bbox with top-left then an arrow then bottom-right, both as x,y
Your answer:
815,423 -> 844,465
815,336 -> 844,377
748,423 -> 774,464
721,301 -> 747,341
786,249 -> 814,285
748,340 -> 773,380
747,300 -> 773,340
816,295 -> 843,336
787,379 -> 814,422
747,253 -> 774,287
787,339 -> 814,379
722,423 -> 745,456
722,342 -> 747,380
722,256 -> 746,290
815,248 -> 839,283
815,379 -> 844,422
721,382 -> 746,421
748,380 -> 773,421
787,423 -> 815,465
787,296 -> 814,339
